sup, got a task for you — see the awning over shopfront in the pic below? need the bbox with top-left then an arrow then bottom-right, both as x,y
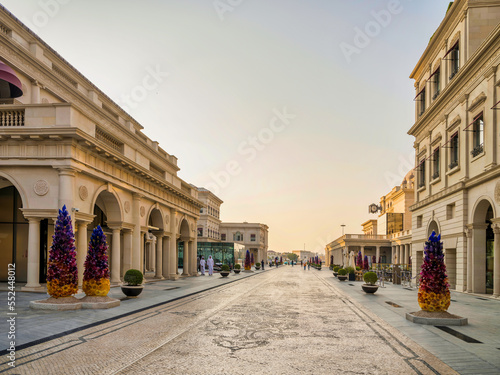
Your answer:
0,61 -> 23,98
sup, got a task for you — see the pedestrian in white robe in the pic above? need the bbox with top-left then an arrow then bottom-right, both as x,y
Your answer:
207,255 -> 214,276
200,256 -> 206,276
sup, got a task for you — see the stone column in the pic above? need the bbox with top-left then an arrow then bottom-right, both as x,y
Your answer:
404,244 -> 409,267
155,234 -> 164,279
392,246 -> 396,264
169,208 -> 178,280
182,240 -> 190,276
466,226 -> 473,293
23,218 -> 41,289
162,236 -> 169,279
376,246 -> 380,264
190,240 -> 198,275
472,224 -> 488,293
31,80 -> 40,103
132,194 -> 142,270
361,246 -> 365,259
57,167 -> 77,228
122,230 -> 133,276
110,227 -> 122,284
76,221 -> 89,288
493,225 -> 500,298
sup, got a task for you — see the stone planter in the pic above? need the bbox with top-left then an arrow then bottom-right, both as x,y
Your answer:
333,272 -> 338,277
255,266 -> 261,270
348,273 -> 356,281
234,269 -> 241,274
362,284 -> 379,294
220,271 -> 230,277
121,285 -> 144,297
338,275 -> 348,281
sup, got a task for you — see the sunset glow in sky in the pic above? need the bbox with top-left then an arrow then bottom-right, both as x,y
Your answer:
0,0 -> 452,253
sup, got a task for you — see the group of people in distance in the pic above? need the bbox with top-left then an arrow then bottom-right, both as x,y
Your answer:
199,255 -> 214,276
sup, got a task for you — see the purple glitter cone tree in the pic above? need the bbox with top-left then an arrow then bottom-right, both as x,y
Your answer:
244,250 -> 251,270
46,205 -> 78,298
418,231 -> 450,312
356,251 -> 362,268
363,255 -> 369,271
83,225 -> 111,296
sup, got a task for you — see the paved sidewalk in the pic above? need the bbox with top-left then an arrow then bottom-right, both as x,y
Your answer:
319,268 -> 500,375
0,268 -> 273,352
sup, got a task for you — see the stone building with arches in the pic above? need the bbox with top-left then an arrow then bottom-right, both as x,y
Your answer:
408,0 -> 500,295
0,6 -> 203,291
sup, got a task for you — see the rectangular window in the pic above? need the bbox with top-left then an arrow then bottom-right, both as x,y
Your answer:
432,148 -> 440,180
197,228 -> 203,237
419,88 -> 426,116
251,234 -> 256,242
449,132 -> 459,169
446,203 -> 455,220
471,113 -> 484,157
449,42 -> 459,80
432,67 -> 440,100
221,233 -> 226,241
418,159 -> 426,188
417,215 -> 423,228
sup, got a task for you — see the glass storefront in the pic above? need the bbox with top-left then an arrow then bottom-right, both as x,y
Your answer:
177,242 -> 246,267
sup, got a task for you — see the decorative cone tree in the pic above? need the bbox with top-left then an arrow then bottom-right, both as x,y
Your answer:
363,255 -> 369,271
244,250 -> 251,270
372,255 -> 376,265
356,251 -> 362,268
83,226 -> 111,297
250,252 -> 255,266
418,231 -> 450,312
47,205 -> 78,298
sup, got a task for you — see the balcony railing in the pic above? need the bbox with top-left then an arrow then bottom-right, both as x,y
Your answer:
0,109 -> 24,126
449,160 -> 458,170
471,144 -> 484,157
344,234 -> 388,240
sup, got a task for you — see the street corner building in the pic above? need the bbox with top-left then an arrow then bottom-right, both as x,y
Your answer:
0,5 -> 204,291
408,0 -> 500,295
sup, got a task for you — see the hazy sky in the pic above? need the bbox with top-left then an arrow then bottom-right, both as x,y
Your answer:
1,0 -> 451,253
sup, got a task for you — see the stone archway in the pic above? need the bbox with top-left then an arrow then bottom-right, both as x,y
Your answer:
0,177 -> 29,283
471,198 -> 495,294
145,206 -> 165,278
178,218 -> 191,276
87,188 -> 123,285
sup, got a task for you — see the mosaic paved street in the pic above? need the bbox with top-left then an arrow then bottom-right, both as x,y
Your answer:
1,268 -> 456,375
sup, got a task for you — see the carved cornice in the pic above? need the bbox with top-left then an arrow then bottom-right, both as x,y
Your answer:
467,92 -> 487,113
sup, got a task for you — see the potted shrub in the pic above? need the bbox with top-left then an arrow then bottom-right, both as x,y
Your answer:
255,262 -> 261,270
333,266 -> 340,277
362,271 -> 379,293
346,266 -> 356,281
234,263 -> 241,274
220,264 -> 230,277
121,269 -> 144,297
337,268 -> 348,281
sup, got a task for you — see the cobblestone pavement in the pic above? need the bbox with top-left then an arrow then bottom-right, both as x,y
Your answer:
0,267 -> 456,375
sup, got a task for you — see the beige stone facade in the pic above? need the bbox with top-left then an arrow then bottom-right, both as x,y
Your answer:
219,222 -> 268,263
0,6 -> 203,290
325,173 -> 414,268
194,187 -> 222,242
408,0 -> 500,294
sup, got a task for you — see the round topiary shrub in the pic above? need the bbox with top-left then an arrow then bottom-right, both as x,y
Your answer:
333,266 -> 340,273
221,264 -> 230,272
338,268 -> 347,276
124,269 -> 143,286
346,266 -> 355,274
234,263 -> 241,270
363,271 -> 378,285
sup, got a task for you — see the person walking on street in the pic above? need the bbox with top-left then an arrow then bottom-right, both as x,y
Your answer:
261,259 -> 264,270
200,256 -> 206,276
207,255 -> 214,276
303,262 -> 306,270
307,262 -> 310,270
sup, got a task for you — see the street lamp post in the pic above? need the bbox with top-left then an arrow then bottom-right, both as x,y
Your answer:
341,224 -> 346,236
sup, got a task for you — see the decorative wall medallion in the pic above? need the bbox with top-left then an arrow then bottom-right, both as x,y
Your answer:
165,215 -> 170,225
140,206 -> 145,217
78,185 -> 88,201
495,181 -> 500,204
34,179 -> 49,196
124,201 -> 131,213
